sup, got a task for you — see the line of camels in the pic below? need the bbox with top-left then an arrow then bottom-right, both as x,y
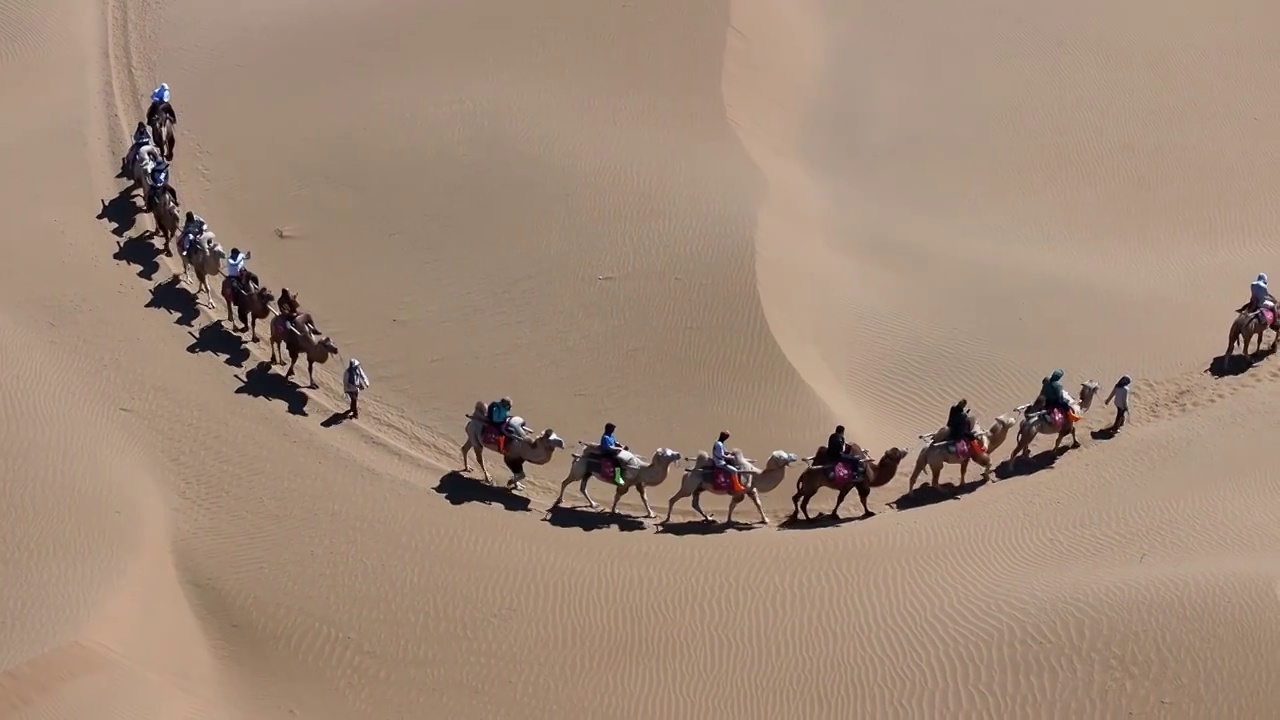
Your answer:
119,96 -> 1107,530
122,107 -> 341,390
461,380 -> 1101,527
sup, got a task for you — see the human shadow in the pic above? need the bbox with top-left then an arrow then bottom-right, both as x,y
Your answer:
891,479 -> 986,511
777,509 -> 874,530
542,505 -> 648,532
432,471 -> 532,513
97,189 -> 141,238
144,275 -> 201,327
186,323 -> 249,368
654,519 -> 762,537
114,233 -> 161,281
233,361 -> 309,416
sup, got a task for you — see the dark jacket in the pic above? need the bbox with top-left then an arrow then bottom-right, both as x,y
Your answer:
826,432 -> 846,461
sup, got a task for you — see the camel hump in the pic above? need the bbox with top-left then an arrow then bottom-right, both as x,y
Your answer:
472,401 -> 486,416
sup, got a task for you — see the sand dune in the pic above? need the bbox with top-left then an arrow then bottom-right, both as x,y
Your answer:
3,0 -> 1280,716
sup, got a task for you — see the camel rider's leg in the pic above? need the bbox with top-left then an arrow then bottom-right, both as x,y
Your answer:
166,185 -> 178,206
607,447 -> 624,485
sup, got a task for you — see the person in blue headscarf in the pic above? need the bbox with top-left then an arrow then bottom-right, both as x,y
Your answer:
1038,369 -> 1068,418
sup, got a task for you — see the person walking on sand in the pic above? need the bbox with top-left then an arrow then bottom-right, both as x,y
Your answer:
344,358 -> 370,419
1103,375 -> 1130,433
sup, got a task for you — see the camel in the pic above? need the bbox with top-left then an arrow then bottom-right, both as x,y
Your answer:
789,446 -> 910,522
269,315 -> 339,389
660,449 -> 800,526
548,445 -> 683,518
1225,306 -> 1279,359
129,144 -> 160,191
149,108 -> 175,161
460,402 -> 565,489
1007,381 -> 1100,461
179,233 -> 223,308
150,190 -> 181,257
907,414 -> 1018,491
221,274 -> 274,342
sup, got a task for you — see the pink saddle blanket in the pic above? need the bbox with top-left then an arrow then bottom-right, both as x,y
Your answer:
1262,308 -> 1276,326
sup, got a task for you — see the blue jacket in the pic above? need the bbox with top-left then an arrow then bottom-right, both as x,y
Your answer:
486,401 -> 508,424
600,433 -> 618,450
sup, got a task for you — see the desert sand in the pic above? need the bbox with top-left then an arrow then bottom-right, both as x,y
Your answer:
4,0 -> 1280,716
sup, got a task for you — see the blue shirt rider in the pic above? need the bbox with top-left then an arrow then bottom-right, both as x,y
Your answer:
599,422 -> 625,485
711,430 -> 741,491
485,397 -> 513,451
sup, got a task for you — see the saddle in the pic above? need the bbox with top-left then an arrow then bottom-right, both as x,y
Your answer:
827,461 -> 855,485
950,438 -> 982,459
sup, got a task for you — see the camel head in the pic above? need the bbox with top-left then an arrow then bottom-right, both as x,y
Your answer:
1078,381 -> 1100,412
317,335 -> 339,356
650,447 -> 683,465
985,415 -> 1018,450
535,429 -> 565,450
763,450 -> 800,470
869,447 -> 909,488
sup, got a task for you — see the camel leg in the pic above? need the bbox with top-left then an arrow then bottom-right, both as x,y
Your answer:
636,485 -> 655,519
549,473 -> 576,509
831,485 -> 853,519
580,477 -> 599,510
248,317 -> 259,343
857,484 -> 872,516
747,489 -> 767,525
307,359 -> 318,389
798,490 -> 817,521
285,352 -> 299,379
726,494 -> 743,524
789,488 -> 804,521
959,457 -> 969,484
975,453 -> 993,480
460,440 -> 472,472
609,484 -> 629,514
907,459 -> 925,494
270,339 -> 280,365
690,489 -> 715,522
661,488 -> 693,524
930,462 -> 943,488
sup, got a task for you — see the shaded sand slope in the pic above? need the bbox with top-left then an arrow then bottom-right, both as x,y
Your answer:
134,0 -> 836,461
756,0 -> 1280,449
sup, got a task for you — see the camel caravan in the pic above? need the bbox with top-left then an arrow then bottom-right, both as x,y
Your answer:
114,81 -> 1191,532
118,83 -> 360,414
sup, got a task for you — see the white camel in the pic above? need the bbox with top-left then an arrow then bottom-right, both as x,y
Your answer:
131,144 -> 161,192
661,449 -> 800,526
460,401 -> 564,489
548,445 -> 683,518
1008,381 -> 1100,460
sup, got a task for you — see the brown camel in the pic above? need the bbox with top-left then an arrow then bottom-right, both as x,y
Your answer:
221,274 -> 274,342
660,449 -> 800,526
269,315 -> 339,389
907,415 -> 1017,491
548,446 -> 683,518
1008,381 -> 1100,461
1225,306 -> 1278,359
789,446 -> 909,522
460,402 -> 565,489
148,107 -> 175,161
179,233 -> 223,309
149,191 -> 181,257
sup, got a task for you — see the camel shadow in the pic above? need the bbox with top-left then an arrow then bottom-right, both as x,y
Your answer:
543,505 -> 648,532
114,233 -> 161,281
97,190 -> 140,238
995,449 -> 1061,480
432,471 -> 532,513
891,480 -> 985,511
777,510 -> 874,530
144,276 -> 200,327
1208,347 -> 1273,377
186,323 -> 249,368
234,361 -> 309,416
654,519 -> 762,537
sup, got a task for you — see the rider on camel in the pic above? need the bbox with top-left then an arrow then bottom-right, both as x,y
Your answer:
277,288 -> 320,337
485,397 -> 514,452
943,399 -> 976,447
1036,369 -> 1070,421
127,122 -> 152,171
146,159 -> 177,212
1236,273 -> 1276,315
146,83 -> 176,126
823,425 -> 863,480
711,430 -> 744,493
178,211 -> 208,256
226,248 -> 255,297
598,422 -> 625,486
